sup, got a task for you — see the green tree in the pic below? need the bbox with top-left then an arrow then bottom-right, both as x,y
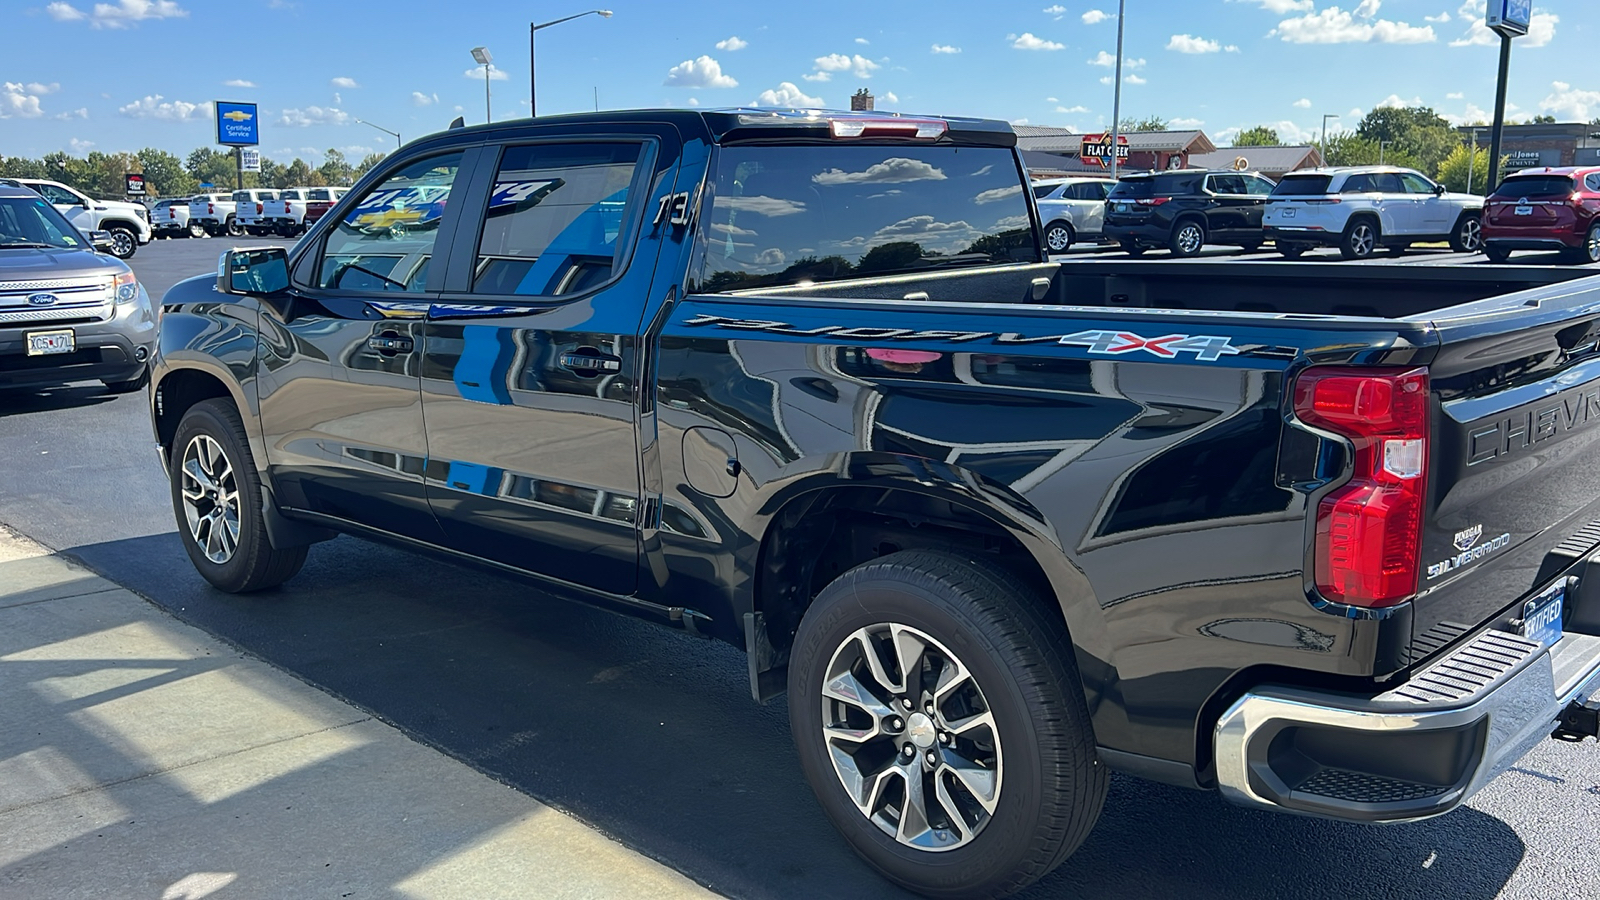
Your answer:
281,158 -> 315,188
354,152 -> 387,180
1321,130 -> 1420,169
185,148 -> 236,190
318,148 -> 353,186
856,241 -> 925,274
258,156 -> 286,189
1530,114 -> 1557,124
1435,144 -> 1491,195
1117,115 -> 1169,133
1355,105 -> 1455,173
1233,126 -> 1281,147
136,148 -> 195,197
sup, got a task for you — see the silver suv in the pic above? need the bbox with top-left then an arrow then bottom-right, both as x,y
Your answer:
0,185 -> 155,393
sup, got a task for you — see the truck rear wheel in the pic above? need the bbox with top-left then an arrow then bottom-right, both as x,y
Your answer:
170,398 -> 307,593
788,550 -> 1106,899
189,222 -> 208,239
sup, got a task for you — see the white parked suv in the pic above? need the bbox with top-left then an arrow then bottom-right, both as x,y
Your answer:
1264,166 -> 1484,259
1032,176 -> 1116,253
10,178 -> 151,259
187,193 -> 240,238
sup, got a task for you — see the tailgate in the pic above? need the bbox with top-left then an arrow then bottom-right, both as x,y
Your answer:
1411,274 -> 1600,661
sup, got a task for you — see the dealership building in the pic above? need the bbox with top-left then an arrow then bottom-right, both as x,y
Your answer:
1456,121 -> 1600,170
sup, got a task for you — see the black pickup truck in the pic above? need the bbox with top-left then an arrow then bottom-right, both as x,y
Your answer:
150,109 -> 1600,899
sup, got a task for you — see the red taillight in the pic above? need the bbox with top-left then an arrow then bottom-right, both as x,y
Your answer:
828,116 -> 947,139
1135,197 -> 1171,206
1294,367 -> 1429,608
208,202 -> 214,214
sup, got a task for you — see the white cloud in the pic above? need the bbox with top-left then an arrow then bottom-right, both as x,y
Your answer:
1170,117 -> 1205,128
1088,51 -> 1145,67
1239,0 -> 1312,11
1082,9 -> 1110,23
1225,44 -> 1241,52
69,137 -> 94,153
664,55 -> 737,89
1273,7 -> 1436,43
1043,4 -> 1066,14
855,37 -> 869,45
332,92 -> 342,105
25,82 -> 60,94
464,65 -> 510,81
1376,93 -> 1422,109
1010,117 -> 1030,126
330,76 -> 360,89
810,53 -> 879,82
1168,34 -> 1222,53
1446,91 -> 1464,99
0,83 -> 44,118
1425,11 -> 1451,23
223,78 -> 255,88
715,36 -> 747,51
1125,73 -> 1148,85
753,82 -> 823,107
117,93 -> 205,120
1442,102 -> 1492,125
279,105 -> 349,127
52,0 -> 189,28
1012,33 -> 1065,51
411,91 -> 438,106
1046,96 -> 1059,103
1354,0 -> 1381,17
46,2 -> 85,20
1540,81 -> 1600,121
813,157 -> 947,185
1226,119 -> 1318,143
1056,104 -> 1088,113
974,185 -> 1023,205
1450,9 -> 1557,48
882,91 -> 899,104
931,44 -> 961,54
53,107 -> 88,120
687,97 -> 700,107
1293,97 -> 1312,108
722,195 -> 807,217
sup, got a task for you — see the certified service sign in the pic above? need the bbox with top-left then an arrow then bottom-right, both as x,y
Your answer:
215,100 -> 260,146
1486,0 -> 1531,37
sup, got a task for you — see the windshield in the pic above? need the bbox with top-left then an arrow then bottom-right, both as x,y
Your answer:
698,144 -> 1036,292
1492,175 -> 1574,199
1271,174 -> 1332,196
0,195 -> 85,249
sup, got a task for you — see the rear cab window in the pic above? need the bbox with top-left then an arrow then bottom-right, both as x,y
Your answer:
1493,175 -> 1575,199
698,144 -> 1035,292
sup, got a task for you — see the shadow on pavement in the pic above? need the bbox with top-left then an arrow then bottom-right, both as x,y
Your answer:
58,532 -> 1526,900
0,384 -> 117,417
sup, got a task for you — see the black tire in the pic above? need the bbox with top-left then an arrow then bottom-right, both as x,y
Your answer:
1484,245 -> 1511,263
106,225 -> 137,259
789,550 -> 1107,900
1339,217 -> 1379,260
1119,240 -> 1146,257
1449,214 -> 1484,254
1278,243 -> 1307,259
101,366 -> 149,395
225,215 -> 244,237
1043,221 -> 1074,254
1169,218 -> 1206,258
189,222 -> 208,239
1575,223 -> 1600,265
170,398 -> 307,593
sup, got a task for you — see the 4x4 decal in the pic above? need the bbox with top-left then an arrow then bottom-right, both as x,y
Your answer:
682,314 -> 1243,362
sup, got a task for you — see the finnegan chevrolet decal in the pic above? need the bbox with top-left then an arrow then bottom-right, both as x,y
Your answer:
682,314 -> 1244,362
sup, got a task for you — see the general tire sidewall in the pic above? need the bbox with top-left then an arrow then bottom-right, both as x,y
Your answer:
789,574 -> 1057,894
170,401 -> 262,593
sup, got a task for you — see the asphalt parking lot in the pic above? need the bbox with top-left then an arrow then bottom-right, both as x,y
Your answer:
4,237 -> 1600,899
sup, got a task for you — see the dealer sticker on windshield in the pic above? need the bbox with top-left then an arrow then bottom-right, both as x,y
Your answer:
1519,581 -> 1566,648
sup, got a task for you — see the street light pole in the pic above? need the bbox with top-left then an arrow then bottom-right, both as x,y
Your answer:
471,46 -> 493,124
1379,140 -> 1392,164
355,119 -> 401,150
529,9 -> 613,118
1108,0 -> 1126,179
1321,113 -> 1340,165
1467,127 -> 1481,195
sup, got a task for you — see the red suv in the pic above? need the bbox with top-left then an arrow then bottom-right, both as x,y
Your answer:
1482,166 -> 1600,264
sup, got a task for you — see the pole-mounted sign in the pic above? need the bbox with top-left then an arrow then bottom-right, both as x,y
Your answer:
1080,133 -> 1130,169
1486,0 -> 1531,37
240,149 -> 262,173
214,100 -> 259,147
124,173 -> 146,196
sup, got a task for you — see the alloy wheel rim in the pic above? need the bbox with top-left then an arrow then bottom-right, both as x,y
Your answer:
1352,225 -> 1375,256
1046,226 -> 1071,251
180,434 -> 241,565
1178,225 -> 1202,254
1460,219 -> 1482,251
1588,226 -> 1600,262
821,622 -> 1002,852
111,231 -> 135,256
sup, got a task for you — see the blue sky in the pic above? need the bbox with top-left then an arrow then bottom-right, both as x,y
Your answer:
0,0 -> 1588,163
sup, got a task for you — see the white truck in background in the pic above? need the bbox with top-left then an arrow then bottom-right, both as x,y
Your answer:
262,187 -> 347,236
186,193 -> 239,238
9,177 -> 151,258
233,189 -> 281,236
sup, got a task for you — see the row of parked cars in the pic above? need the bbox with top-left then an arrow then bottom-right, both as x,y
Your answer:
149,187 -> 349,239
1034,164 -> 1600,264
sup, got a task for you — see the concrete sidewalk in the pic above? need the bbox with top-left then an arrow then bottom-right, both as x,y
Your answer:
0,527 -> 719,899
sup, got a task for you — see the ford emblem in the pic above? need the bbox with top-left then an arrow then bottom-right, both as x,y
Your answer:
26,293 -> 58,307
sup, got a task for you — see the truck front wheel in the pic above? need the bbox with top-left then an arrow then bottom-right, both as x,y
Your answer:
170,398 -> 307,593
106,225 -> 137,259
788,550 -> 1107,899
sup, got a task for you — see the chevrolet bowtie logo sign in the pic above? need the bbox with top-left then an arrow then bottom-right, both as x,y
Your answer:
222,110 -> 253,122
215,101 -> 260,147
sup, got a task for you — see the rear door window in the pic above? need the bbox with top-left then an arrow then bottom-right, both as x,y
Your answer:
1207,174 -> 1246,195
1341,174 -> 1375,193
316,151 -> 466,293
470,142 -> 643,296
1032,184 -> 1060,199
1371,173 -> 1405,194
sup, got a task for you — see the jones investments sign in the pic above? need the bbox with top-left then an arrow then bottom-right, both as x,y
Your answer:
214,101 -> 259,146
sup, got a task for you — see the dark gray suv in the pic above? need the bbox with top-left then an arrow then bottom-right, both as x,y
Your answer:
0,185 -> 155,393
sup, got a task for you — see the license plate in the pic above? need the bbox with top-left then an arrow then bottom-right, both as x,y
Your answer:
1520,582 -> 1566,648
1116,203 -> 1129,212
1281,208 -> 1297,218
1515,205 -> 1534,216
26,330 -> 74,356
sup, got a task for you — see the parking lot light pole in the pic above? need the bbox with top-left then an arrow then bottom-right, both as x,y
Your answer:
355,119 -> 401,150
529,9 -> 613,118
1321,114 -> 1340,165
471,46 -> 493,124
1108,0 -> 1126,179
1379,140 -> 1392,164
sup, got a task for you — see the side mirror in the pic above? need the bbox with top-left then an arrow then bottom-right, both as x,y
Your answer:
1434,184 -> 1447,196
88,230 -> 115,253
218,247 -> 290,295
